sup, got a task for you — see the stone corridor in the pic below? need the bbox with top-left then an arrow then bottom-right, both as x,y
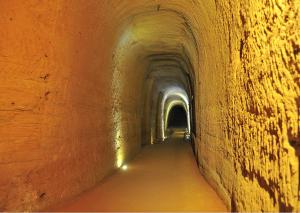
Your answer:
0,0 -> 299,212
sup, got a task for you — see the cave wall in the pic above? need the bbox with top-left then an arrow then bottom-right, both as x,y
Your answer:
0,1 -> 118,211
195,0 -> 300,211
0,0 -> 299,211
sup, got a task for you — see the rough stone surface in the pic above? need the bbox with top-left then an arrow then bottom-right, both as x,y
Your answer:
196,0 -> 300,211
0,1 -> 116,211
0,0 -> 299,211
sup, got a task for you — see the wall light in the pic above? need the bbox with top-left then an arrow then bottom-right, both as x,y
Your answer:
121,164 -> 128,171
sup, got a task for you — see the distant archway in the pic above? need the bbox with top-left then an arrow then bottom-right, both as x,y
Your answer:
167,105 -> 188,128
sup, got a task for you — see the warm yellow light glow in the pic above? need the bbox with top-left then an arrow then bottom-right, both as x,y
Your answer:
121,165 -> 128,170
112,104 -> 124,168
115,128 -> 124,168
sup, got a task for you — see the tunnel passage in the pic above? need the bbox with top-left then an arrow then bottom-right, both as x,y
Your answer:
1,1 -> 299,212
167,105 -> 188,128
141,55 -> 194,143
137,55 -> 193,143
161,91 -> 191,140
111,9 -> 198,147
165,103 -> 190,139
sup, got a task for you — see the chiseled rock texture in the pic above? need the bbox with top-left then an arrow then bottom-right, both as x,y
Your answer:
0,1 -> 117,211
195,0 -> 300,211
0,0 -> 299,211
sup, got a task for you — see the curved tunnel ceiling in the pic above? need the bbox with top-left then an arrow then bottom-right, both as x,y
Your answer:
111,7 -> 198,146
113,8 -> 199,87
160,86 -> 191,137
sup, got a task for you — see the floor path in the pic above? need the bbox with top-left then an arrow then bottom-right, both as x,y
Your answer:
51,139 -> 227,211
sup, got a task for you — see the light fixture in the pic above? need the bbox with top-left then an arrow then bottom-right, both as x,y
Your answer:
121,164 -> 128,170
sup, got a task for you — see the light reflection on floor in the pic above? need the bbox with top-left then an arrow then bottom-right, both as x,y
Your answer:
50,138 -> 227,212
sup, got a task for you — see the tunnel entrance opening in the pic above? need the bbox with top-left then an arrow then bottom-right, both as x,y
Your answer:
165,104 -> 189,140
167,105 -> 188,128
141,54 -> 194,144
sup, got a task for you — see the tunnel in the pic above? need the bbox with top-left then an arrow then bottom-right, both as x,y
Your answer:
0,0 -> 299,212
167,105 -> 188,129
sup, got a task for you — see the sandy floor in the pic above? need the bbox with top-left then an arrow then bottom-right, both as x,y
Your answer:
50,139 -> 227,211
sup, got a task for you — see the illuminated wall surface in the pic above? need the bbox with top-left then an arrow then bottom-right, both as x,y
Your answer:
0,0 -> 299,211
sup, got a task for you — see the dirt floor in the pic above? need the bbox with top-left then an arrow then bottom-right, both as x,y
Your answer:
49,138 -> 227,211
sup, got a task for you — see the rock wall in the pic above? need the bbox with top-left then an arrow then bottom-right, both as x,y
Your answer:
195,0 -> 300,211
0,1 -> 118,211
